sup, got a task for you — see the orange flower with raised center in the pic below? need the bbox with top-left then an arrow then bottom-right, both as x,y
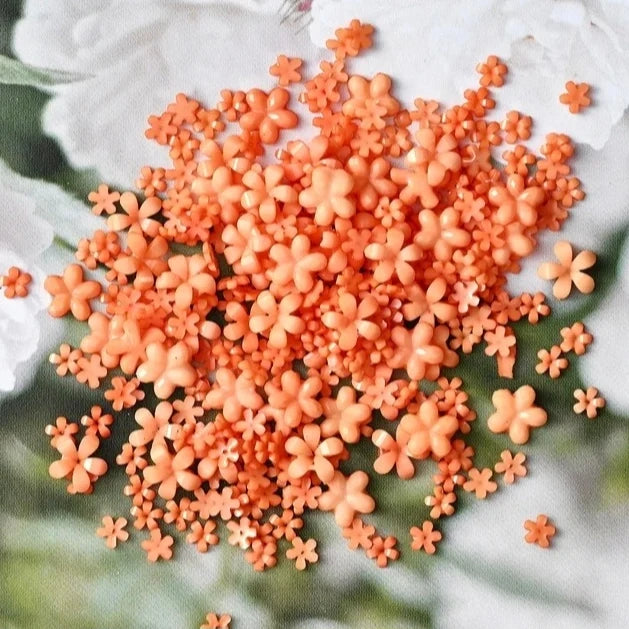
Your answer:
364,227 -> 422,285
299,165 -> 355,226
487,385 -> 547,444
538,241 -> 596,299
239,87 -> 298,144
322,293 -> 380,350
268,234 -> 327,293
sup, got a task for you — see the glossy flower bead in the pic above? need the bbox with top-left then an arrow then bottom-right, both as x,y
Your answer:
44,264 -> 101,320
487,385 -> 547,444
299,165 -> 355,225
136,342 -> 196,399
318,471 -> 375,527
285,423 -> 344,483
573,387 -> 605,419
537,241 -> 596,299
239,88 -> 298,144
524,514 -> 556,548
269,55 -> 302,86
559,322 -> 593,355
48,435 -> 108,494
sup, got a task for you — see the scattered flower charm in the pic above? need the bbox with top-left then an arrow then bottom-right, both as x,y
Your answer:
494,450 -> 527,484
537,241 -> 596,299
96,516 -> 129,549
410,521 -> 442,554
573,387 -> 605,419
1,266 -> 32,298
286,536 -> 318,570
200,614 -> 231,629
559,81 -> 591,114
524,514 -> 556,548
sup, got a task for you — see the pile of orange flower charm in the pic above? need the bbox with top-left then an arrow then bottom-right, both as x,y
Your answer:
43,18 -> 601,577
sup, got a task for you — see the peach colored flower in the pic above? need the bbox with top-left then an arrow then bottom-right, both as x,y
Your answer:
136,341 -> 196,399
318,470 -> 375,527
487,385 -> 547,444
44,263 -> 101,321
397,400 -> 457,460
321,293 -> 380,350
410,521 -> 442,554
285,423 -> 344,483
537,241 -> 596,299
494,450 -> 527,484
573,387 -> 605,419
96,516 -> 129,549
298,165 -> 355,226
48,434 -> 108,494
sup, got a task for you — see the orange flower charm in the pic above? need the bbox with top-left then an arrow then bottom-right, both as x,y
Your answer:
463,467 -> 497,499
573,387 -> 605,419
269,55 -> 302,86
537,241 -> 596,299
524,514 -> 556,548
410,521 -> 442,554
141,528 -> 174,562
136,341 -> 196,399
286,536 -> 318,570
318,470 -> 375,527
1,266 -> 32,298
96,516 -> 129,549
143,442 -> 201,500
285,423 -> 344,483
48,435 -> 108,494
397,400 -> 458,460
494,450 -> 527,484
44,263 -> 101,320
487,385 -> 547,444
559,81 -> 591,113
299,165 -> 355,225
536,345 -> 568,378
239,88 -> 298,144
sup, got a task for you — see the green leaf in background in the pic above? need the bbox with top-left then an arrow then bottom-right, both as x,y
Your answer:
0,53 -> 85,88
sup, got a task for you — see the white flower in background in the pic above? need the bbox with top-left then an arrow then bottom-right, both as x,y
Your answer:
310,0 -> 629,151
0,160 -> 102,395
12,0 -> 321,188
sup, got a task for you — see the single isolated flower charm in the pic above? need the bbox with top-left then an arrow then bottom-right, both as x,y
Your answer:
537,241 -> 596,299
524,514 -> 556,548
573,387 -> 605,419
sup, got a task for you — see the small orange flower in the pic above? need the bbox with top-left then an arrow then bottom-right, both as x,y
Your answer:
410,521 -> 442,554
318,470 -> 375,527
269,55 -> 302,86
88,184 -> 120,215
201,613 -> 231,629
286,536 -> 318,570
96,516 -> 129,549
75,354 -> 108,389
476,55 -> 507,87
81,405 -> 114,438
342,518 -> 375,550
559,322 -> 592,355
573,387 -> 605,419
463,467 -> 497,499
105,376 -> 145,411
366,535 -> 399,567
49,344 -> 83,376
1,266 -> 32,298
141,528 -> 174,562
326,19 -> 373,60
559,81 -> 591,113
45,416 -> 79,448
536,345 -> 568,379
537,241 -> 596,299
494,450 -> 527,484
186,520 -> 219,553
524,514 -> 556,548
